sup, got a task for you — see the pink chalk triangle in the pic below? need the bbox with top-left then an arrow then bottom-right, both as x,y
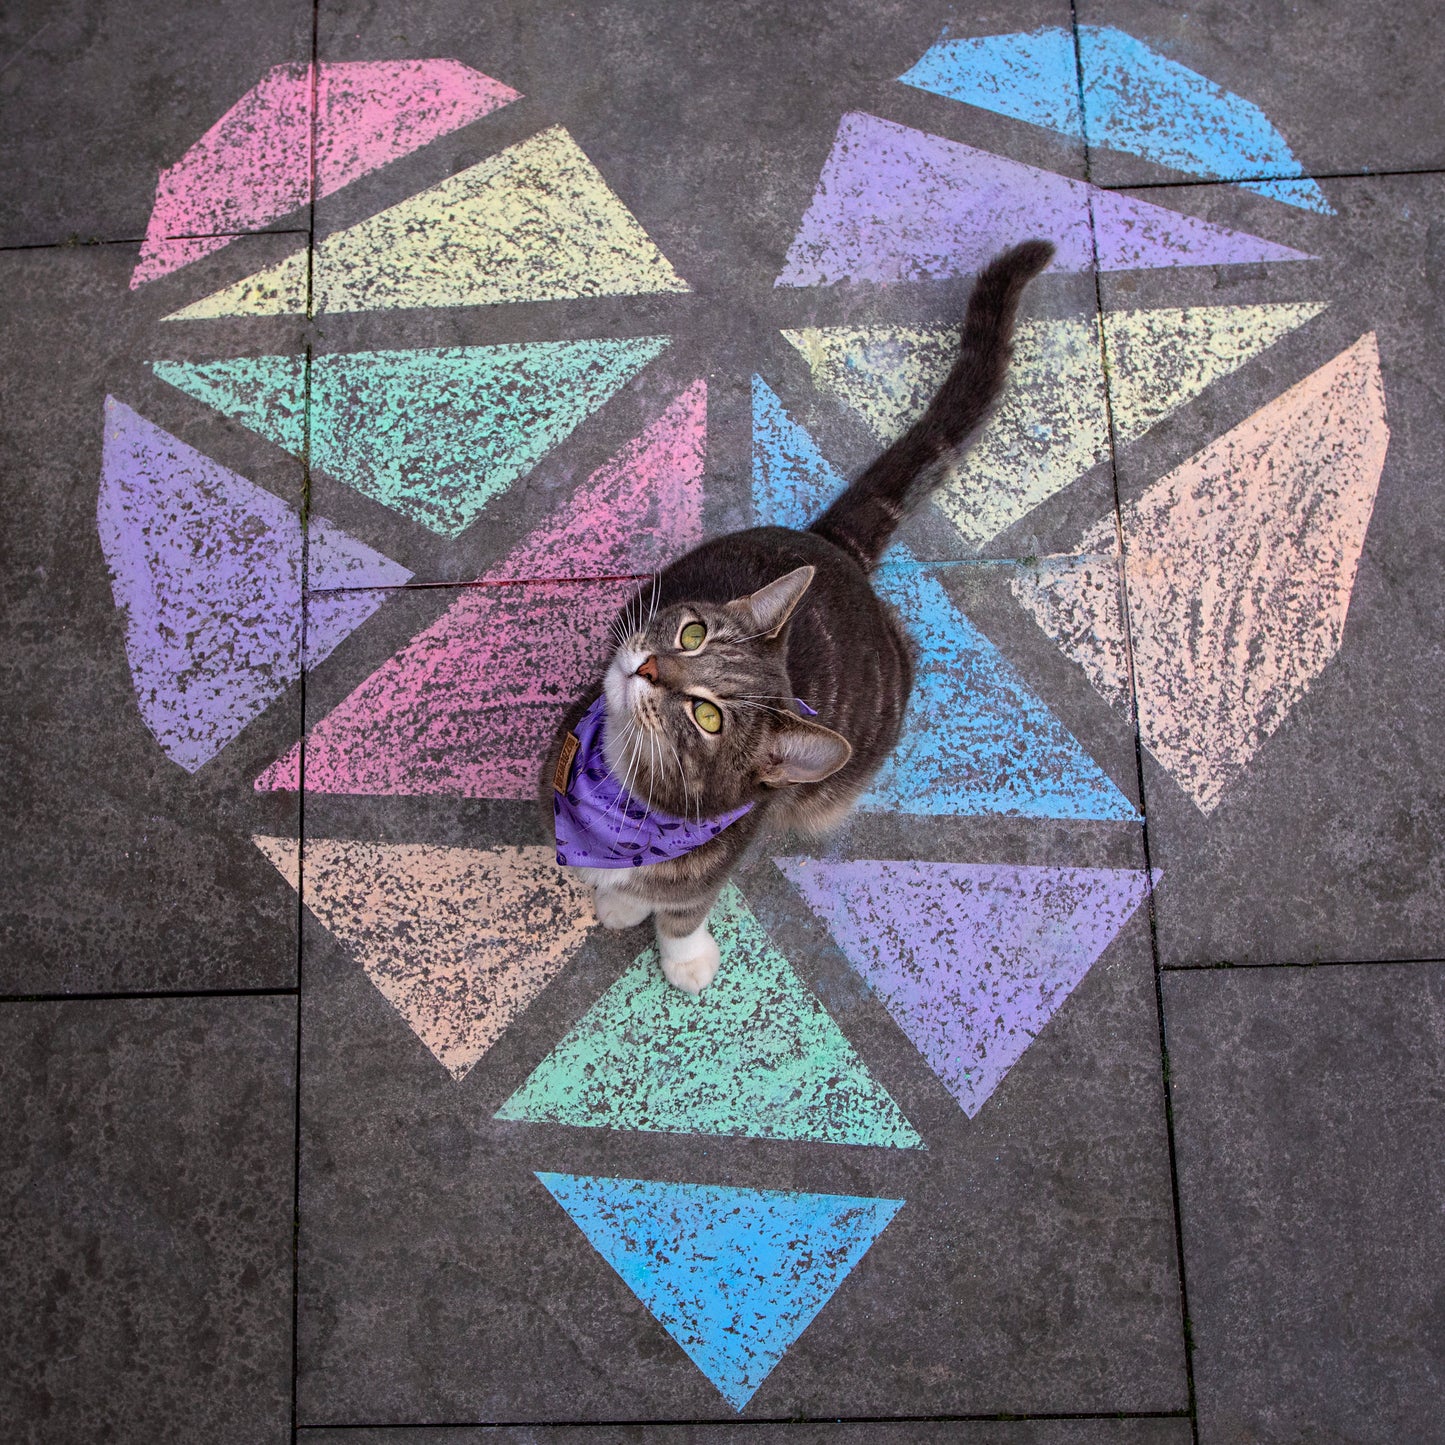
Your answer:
254,578 -> 630,797
484,380 -> 706,582
134,60 -> 519,287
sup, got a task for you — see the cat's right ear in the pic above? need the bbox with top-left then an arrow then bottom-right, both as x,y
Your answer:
731,565 -> 814,640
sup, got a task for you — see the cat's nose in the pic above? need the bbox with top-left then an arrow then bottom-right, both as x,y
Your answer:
635,655 -> 660,684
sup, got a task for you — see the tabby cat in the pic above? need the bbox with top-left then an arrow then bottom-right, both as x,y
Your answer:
545,240 -> 1054,993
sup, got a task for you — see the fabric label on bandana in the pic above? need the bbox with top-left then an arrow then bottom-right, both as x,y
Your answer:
553,695 -> 754,869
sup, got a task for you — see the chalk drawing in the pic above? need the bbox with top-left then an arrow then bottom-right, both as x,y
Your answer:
96,398 -> 410,772
153,336 -> 670,537
786,320 -> 1106,549
167,126 -> 690,318
496,884 -> 922,1148
253,576 -> 630,795
253,838 -> 593,1078
133,60 -> 520,286
486,380 -> 706,582
775,114 -> 1311,289
785,303 -> 1325,550
776,858 -> 1156,1117
867,558 -> 1136,820
538,1171 -> 903,1409
900,27 -> 1332,213
1012,333 -> 1389,813
750,376 -> 846,530
254,388 -> 709,794
747,381 -> 1134,819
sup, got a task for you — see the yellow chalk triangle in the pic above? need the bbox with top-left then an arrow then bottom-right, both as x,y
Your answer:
253,836 -> 594,1078
783,301 -> 1324,551
784,319 -> 1108,550
1103,302 -> 1327,439
165,249 -> 309,320
168,125 -> 690,319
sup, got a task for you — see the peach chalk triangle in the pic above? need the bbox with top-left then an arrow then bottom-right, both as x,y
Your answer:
484,380 -> 706,582
253,837 -> 592,1078
133,60 -> 519,286
1012,333 -> 1389,813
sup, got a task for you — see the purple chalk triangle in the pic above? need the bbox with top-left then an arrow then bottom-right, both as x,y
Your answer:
775,858 -> 1157,1116
305,515 -> 413,668
96,397 -> 410,771
775,113 -> 1310,288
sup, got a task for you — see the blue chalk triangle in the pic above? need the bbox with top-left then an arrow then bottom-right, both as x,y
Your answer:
866,560 -> 1137,820
751,375 -> 847,528
538,1172 -> 903,1409
748,387 -> 1133,820
902,26 -> 1332,214
900,27 -> 1083,138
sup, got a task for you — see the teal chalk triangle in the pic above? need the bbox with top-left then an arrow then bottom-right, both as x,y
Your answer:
155,336 -> 669,538
151,355 -> 307,455
539,1171 -> 903,1409
496,884 -> 922,1148
900,28 -> 1083,138
751,375 -> 847,528
865,557 -> 1136,820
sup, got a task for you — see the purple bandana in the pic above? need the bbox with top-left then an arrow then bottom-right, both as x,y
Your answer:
553,694 -> 816,869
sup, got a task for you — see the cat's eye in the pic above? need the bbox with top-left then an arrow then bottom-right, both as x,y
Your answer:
691,699 -> 722,734
679,621 -> 706,651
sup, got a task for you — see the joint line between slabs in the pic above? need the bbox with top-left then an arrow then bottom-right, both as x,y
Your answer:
296,1409 -> 1196,1431
1069,5 -> 1199,1439
292,14 -> 320,1445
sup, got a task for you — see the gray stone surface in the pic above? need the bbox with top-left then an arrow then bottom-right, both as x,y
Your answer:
1164,965 -> 1445,1443
1095,176 -> 1445,965
0,241 -> 303,993
0,0 -> 313,248
1075,0 -> 1445,183
0,996 -> 295,1443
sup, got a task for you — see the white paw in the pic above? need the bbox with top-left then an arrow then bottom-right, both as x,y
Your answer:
658,927 -> 720,994
593,886 -> 652,930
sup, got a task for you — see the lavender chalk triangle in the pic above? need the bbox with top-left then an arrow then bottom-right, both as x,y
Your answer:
775,858 -> 1158,1116
96,397 -> 411,770
775,113 -> 1311,289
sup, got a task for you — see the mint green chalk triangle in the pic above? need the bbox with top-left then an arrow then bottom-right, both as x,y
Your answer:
496,884 -> 922,1148
153,336 -> 670,537
151,354 -> 309,457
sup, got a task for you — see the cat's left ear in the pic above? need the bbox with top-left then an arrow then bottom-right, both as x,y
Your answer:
758,714 -> 851,786
732,565 -> 814,640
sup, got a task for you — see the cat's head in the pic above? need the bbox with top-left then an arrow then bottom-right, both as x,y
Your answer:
600,564 -> 851,819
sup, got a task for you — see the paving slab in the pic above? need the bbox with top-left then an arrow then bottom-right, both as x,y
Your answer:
0,0 -> 313,248
0,241 -> 310,992
0,995 -> 295,1443
1163,965 -> 1445,1443
1073,0 -> 1445,183
281,563 -> 1177,1421
1076,175 -> 1445,965
301,1421 -> 1194,1443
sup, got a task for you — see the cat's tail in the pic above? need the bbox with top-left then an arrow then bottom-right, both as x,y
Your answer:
807,238 -> 1055,571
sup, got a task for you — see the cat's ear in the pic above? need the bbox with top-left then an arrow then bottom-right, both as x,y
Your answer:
757,715 -> 852,786
732,564 -> 815,639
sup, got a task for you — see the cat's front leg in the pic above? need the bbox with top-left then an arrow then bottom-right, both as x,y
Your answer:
655,898 -> 721,995
577,867 -> 653,930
